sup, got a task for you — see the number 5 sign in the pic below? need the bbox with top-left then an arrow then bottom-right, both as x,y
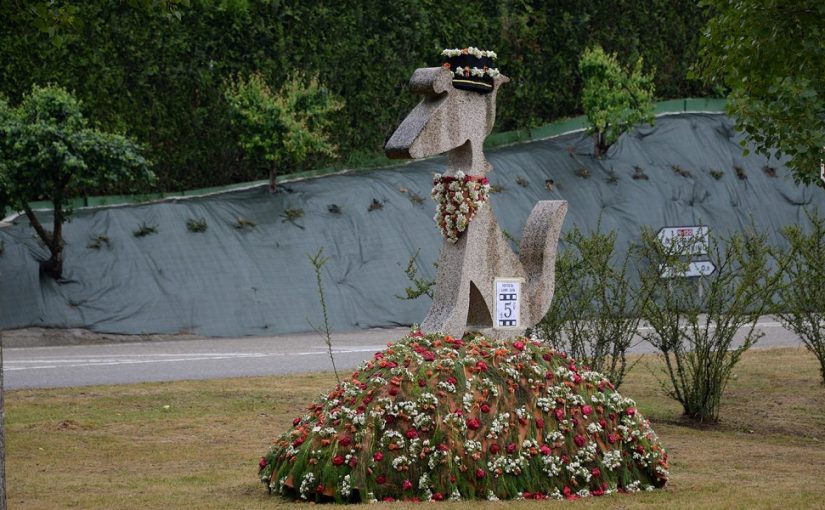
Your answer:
495,278 -> 523,329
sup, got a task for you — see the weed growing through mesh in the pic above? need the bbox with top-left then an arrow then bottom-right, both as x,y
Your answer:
186,218 -> 208,233
133,223 -> 158,237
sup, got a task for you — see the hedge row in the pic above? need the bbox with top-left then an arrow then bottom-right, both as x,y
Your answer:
0,0 -> 708,192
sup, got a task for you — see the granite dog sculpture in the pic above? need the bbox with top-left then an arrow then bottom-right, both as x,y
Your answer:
385,67 -> 567,339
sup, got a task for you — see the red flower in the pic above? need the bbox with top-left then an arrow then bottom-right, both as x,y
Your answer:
418,378 -> 426,387
292,417 -> 301,427
258,457 -> 268,470
592,467 -> 601,478
374,451 -> 384,462
513,341 -> 525,351
626,407 -> 637,417
582,405 -> 593,416
540,444 -> 552,456
555,408 -> 565,422
476,360 -> 488,371
475,468 -> 486,479
332,455 -> 345,466
563,486 -> 572,497
438,443 -> 450,452
608,433 -> 619,444
432,492 -> 444,501
376,474 -> 386,485
403,479 -> 413,490
349,458 -> 358,468
506,442 -> 517,454
574,434 -> 586,447
536,418 -> 545,429
389,386 -> 399,396
489,443 -> 500,454
316,484 -> 325,494
422,351 -> 435,362
561,454 -> 569,464
383,496 -> 395,502
599,418 -> 608,429
573,374 -> 582,384
466,418 -> 481,430
292,437 -> 305,447
545,371 -> 554,380
480,403 -> 491,414
406,429 -> 419,439
339,436 -> 352,447
447,376 -> 458,385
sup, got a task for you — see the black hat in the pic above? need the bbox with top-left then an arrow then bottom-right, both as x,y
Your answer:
441,47 -> 500,94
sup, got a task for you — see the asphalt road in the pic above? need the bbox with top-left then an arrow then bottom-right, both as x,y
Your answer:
3,318 -> 803,390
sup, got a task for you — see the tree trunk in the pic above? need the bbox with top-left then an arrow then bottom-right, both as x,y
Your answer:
23,204 -> 64,280
269,165 -> 279,193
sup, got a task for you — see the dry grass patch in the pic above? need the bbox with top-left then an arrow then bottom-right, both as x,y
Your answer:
5,347 -> 825,509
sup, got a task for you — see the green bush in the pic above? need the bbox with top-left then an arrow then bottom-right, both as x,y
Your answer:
637,227 -> 781,423
536,225 -> 651,388
0,1 -> 707,192
777,209 -> 825,385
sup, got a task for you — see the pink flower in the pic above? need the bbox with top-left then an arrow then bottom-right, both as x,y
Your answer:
608,433 -> 619,444
373,451 -> 384,462
626,407 -> 637,417
438,443 -> 450,452
540,444 -> 552,456
422,351 -> 435,362
406,429 -> 419,439
475,468 -> 486,479
447,376 -> 458,385
582,405 -> 593,416
574,434 -> 586,447
513,341 -> 525,351
383,496 -> 395,502
554,408 -> 565,422
506,442 -> 517,454
403,479 -> 413,490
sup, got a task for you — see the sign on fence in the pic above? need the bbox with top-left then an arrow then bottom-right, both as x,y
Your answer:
660,260 -> 717,279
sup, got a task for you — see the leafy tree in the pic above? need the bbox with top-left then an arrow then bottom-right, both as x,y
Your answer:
579,45 -> 655,158
223,72 -> 343,192
697,1 -> 825,186
776,209 -> 825,384
0,85 -> 153,279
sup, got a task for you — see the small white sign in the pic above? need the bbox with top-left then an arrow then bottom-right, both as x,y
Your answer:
660,261 -> 717,278
657,226 -> 709,255
495,278 -> 522,328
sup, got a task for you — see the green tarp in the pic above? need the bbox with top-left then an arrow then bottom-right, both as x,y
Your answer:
1,113 -> 822,336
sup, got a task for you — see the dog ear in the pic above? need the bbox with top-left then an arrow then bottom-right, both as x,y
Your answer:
408,67 -> 453,97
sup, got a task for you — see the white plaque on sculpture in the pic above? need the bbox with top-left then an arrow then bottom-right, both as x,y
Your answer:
495,278 -> 523,328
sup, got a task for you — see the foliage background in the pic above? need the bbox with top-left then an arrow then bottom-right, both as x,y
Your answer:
0,0 -> 708,192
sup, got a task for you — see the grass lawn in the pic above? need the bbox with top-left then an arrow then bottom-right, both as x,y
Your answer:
5,346 -> 825,509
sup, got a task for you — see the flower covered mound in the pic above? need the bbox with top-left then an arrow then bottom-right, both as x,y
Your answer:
431,171 -> 490,243
259,331 -> 668,503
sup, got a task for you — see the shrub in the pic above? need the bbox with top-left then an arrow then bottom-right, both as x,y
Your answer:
637,227 -> 781,422
536,226 -> 651,388
776,209 -> 825,385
